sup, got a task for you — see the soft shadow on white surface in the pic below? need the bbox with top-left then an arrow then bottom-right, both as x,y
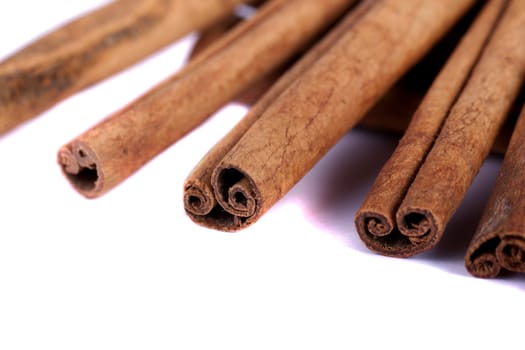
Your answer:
282,128 -> 399,252
282,127 -> 525,290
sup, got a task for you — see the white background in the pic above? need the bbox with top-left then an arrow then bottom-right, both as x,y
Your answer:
0,2 -> 523,349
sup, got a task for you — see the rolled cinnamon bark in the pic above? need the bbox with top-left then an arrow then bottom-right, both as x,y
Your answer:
185,0 -> 476,231
357,0 -> 524,258
184,0 -> 376,228
465,102 -> 525,278
58,0 -> 357,198
0,0 -> 246,135
355,0 -> 509,257
395,0 -> 524,253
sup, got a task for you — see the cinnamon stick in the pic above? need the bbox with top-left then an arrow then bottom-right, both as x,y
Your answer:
355,0 -> 509,257
358,0 -> 525,258
394,0 -> 524,254
465,101 -> 525,278
0,0 -> 246,135
185,0 -> 476,231
58,0 -> 357,198
184,0 -> 376,229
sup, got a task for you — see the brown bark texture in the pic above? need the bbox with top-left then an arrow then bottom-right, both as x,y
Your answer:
355,0 -> 510,257
58,0 -> 357,198
0,0 -> 245,135
189,6 -> 513,155
357,0 -> 525,258
184,0 -> 476,231
465,102 -> 525,278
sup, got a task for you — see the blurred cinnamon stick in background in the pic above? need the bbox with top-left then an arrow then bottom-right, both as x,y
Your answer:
355,0 -> 509,257
58,0 -> 358,198
0,0 -> 247,135
185,0 -> 476,231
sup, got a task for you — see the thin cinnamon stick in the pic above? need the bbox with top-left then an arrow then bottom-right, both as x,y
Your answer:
355,0 -> 509,257
186,0 -> 476,231
58,0 -> 357,198
0,0 -> 246,135
465,102 -> 525,278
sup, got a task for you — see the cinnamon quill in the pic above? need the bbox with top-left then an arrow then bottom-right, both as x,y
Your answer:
185,0 -> 476,231
355,0 -> 509,257
58,0 -> 357,198
0,0 -> 245,134
357,0 -> 525,257
465,102 -> 525,278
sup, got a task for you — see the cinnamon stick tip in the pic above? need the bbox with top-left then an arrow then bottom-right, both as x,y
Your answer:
396,207 -> 437,241
465,253 -> 501,279
57,141 -> 103,198
496,237 -> 525,272
212,166 -> 261,220
183,181 -> 216,216
355,211 -> 393,238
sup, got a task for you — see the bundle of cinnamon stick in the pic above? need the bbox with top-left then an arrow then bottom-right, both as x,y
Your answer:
2,0 -> 524,279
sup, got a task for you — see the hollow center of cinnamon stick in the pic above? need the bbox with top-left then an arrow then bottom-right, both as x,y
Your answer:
502,241 -> 525,268
188,195 -> 203,210
67,167 -> 98,191
402,212 -> 431,237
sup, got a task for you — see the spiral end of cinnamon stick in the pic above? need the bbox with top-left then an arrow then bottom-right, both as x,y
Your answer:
496,237 -> 525,273
397,207 -> 438,246
355,212 -> 393,238
467,254 -> 501,278
465,236 -> 502,278
58,141 -> 103,198
184,181 -> 216,216
208,166 -> 261,231
355,207 -> 441,258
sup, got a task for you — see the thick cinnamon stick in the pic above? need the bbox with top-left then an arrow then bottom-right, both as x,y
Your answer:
465,102 -> 525,278
0,0 -> 246,135
394,0 -> 524,253
358,0 -> 524,258
58,0 -> 357,198
355,0 -> 509,257
184,0 -> 376,228
186,0 -> 476,231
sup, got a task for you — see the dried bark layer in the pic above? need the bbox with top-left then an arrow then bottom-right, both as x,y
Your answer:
189,6 -> 513,155
465,102 -> 525,278
184,0 -> 374,229
185,0 -> 476,231
59,0 -> 357,198
355,0 -> 510,257
0,0 -> 245,135
393,0 -> 525,257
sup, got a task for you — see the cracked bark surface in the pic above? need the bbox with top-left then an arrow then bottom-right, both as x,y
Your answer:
185,0 -> 475,231
355,0 -> 509,257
